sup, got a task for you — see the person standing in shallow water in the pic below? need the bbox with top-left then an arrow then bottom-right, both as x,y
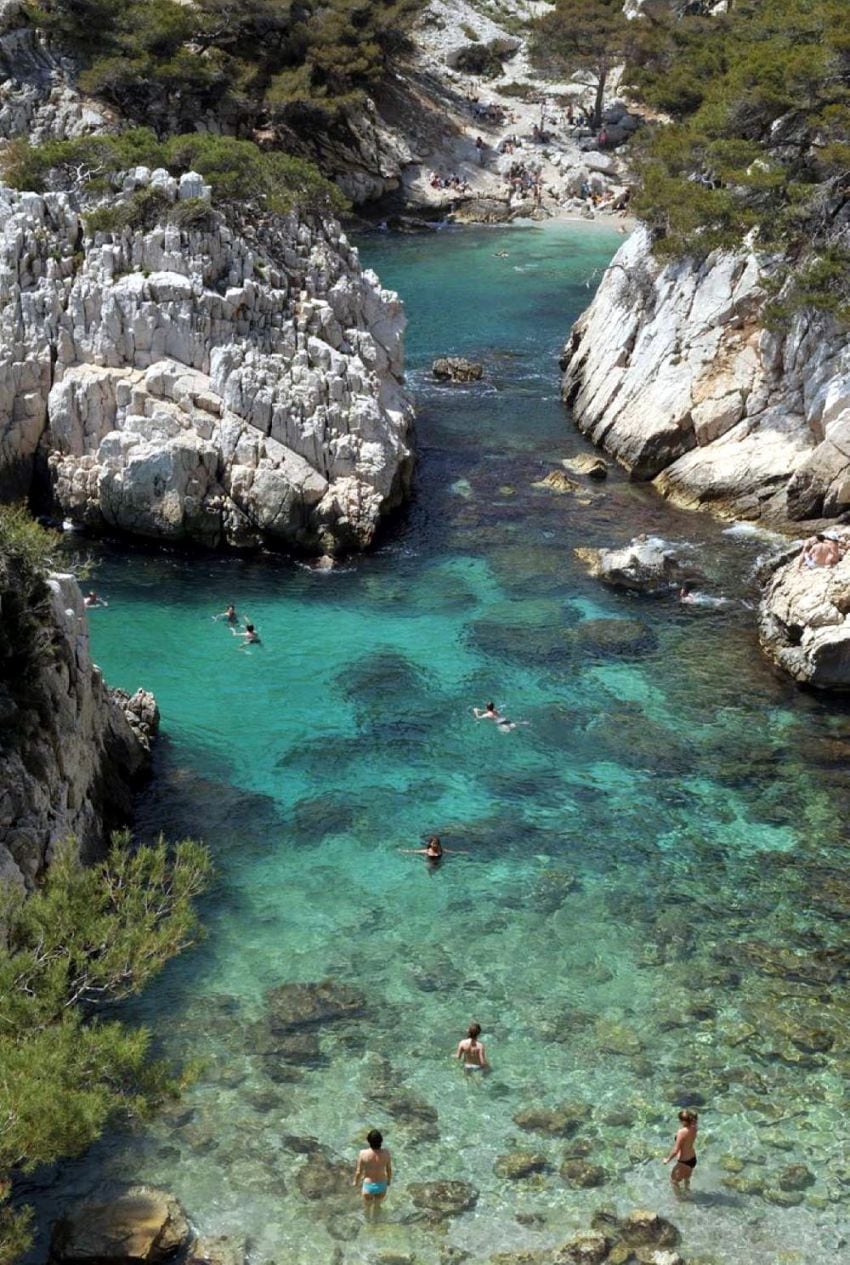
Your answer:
353,1128 -> 392,1220
455,1021 -> 489,1073
663,1109 -> 698,1197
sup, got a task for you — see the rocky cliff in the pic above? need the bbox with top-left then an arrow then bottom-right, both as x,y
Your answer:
561,227 -> 850,527
0,175 -> 413,553
0,562 -> 157,892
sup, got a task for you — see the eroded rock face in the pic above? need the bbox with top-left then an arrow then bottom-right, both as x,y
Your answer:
0,180 -> 413,554
432,356 -> 483,383
758,533 -> 850,688
50,1185 -> 191,1264
562,227 -> 850,525
0,570 -> 155,889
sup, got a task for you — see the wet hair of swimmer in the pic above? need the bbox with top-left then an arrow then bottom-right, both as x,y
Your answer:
468,1021 -> 482,1040
367,1129 -> 383,1149
246,623 -> 255,632
678,1110 -> 698,1125
486,701 -> 496,710
426,835 -> 443,854
816,533 -> 826,542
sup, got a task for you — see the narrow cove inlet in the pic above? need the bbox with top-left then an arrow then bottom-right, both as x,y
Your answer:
25,223 -> 850,1265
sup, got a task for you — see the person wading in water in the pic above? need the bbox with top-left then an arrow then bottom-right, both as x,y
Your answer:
353,1128 -> 392,1220
455,1021 -> 489,1074
663,1109 -> 698,1197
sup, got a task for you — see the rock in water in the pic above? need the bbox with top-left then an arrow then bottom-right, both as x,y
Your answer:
408,1181 -> 479,1218
759,536 -> 850,687
553,1233 -> 610,1265
0,187 -> 413,554
576,536 -> 690,595
265,979 -> 367,1030
432,357 -> 484,383
51,1186 -> 191,1263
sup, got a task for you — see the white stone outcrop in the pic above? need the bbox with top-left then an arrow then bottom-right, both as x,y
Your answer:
561,227 -> 850,526
0,181 -> 413,553
759,533 -> 850,688
0,570 -> 157,889
575,534 -> 692,595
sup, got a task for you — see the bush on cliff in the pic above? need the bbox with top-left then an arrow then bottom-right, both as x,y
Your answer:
625,0 -> 850,315
24,0 -> 422,133
1,130 -> 347,221
0,506 -> 58,680
0,832 -> 211,1262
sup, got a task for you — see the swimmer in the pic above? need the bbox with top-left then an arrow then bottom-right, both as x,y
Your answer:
663,1109 -> 698,1198
353,1128 -> 392,1220
455,1021 -> 489,1072
217,603 -> 238,623
398,835 -> 468,867
472,701 -> 526,731
232,622 -> 260,646
679,582 -> 729,607
84,591 -> 108,608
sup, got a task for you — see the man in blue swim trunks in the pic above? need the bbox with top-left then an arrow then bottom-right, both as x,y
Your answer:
353,1128 -> 392,1219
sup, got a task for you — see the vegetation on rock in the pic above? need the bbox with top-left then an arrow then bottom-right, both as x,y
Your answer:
1,130 -> 348,222
531,0 -> 636,128
0,831 -> 211,1262
24,0 -> 422,132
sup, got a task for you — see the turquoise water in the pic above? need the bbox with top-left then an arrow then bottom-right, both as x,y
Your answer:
26,224 -> 850,1264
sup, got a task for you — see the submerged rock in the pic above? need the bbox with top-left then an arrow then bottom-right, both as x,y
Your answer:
51,1186 -> 191,1263
295,1152 -> 351,1201
187,1236 -> 247,1265
572,618 -> 656,658
265,979 -> 367,1031
560,1159 -> 607,1188
432,356 -> 483,383
553,1233 -> 610,1264
617,1210 -> 680,1250
513,1102 -> 592,1136
493,1150 -> 549,1179
408,1180 -> 479,1218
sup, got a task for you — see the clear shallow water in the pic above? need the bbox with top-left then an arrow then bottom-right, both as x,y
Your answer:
25,224 -> 850,1265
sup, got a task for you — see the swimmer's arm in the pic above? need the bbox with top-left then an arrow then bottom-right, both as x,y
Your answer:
454,1042 -> 464,1060
397,848 -> 427,854
385,1153 -> 392,1185
353,1153 -> 363,1186
478,1041 -> 488,1066
663,1130 -> 685,1163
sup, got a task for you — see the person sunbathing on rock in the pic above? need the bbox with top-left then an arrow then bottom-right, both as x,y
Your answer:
800,534 -> 841,568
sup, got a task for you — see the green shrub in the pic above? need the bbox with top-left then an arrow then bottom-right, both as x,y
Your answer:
0,831 -> 211,1261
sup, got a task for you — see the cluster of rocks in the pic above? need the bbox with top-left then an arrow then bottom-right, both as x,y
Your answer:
432,356 -> 483,383
758,530 -> 850,688
0,570 -> 156,890
561,227 -> 850,526
0,179 -> 413,554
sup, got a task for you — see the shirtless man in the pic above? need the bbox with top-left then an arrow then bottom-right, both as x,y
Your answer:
232,622 -> 260,646
455,1021 -> 489,1073
800,534 -> 841,568
663,1109 -> 698,1198
84,591 -> 108,608
472,702 -> 521,731
353,1129 -> 392,1219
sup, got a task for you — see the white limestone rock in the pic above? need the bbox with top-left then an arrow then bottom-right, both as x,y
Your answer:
759,531 -> 850,688
561,227 -> 850,526
0,188 -> 414,553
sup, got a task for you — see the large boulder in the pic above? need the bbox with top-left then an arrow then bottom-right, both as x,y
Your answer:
758,532 -> 850,687
576,536 -> 691,595
50,1187 -> 191,1264
513,1102 -> 592,1136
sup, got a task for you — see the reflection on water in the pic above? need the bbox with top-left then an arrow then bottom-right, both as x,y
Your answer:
24,225 -> 850,1265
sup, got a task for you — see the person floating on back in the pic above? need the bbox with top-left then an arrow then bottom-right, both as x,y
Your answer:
353,1128 -> 392,1220
455,1021 -> 489,1073
663,1109 -> 698,1198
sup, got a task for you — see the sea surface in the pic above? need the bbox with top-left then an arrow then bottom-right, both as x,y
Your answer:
26,223 -> 850,1264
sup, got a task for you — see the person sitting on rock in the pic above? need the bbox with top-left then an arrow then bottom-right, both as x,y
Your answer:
801,533 -> 841,568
